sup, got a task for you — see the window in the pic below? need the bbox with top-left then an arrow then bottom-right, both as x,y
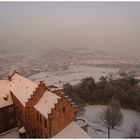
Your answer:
44,119 -> 47,128
62,107 -> 65,113
37,112 -> 39,121
45,134 -> 48,138
9,106 -> 14,113
32,129 -> 36,135
38,127 -> 40,136
26,109 -> 31,120
40,128 -> 42,136
9,118 -> 14,125
40,115 -> 42,124
25,110 -> 28,119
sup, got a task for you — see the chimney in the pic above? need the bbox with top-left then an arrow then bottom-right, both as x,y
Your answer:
39,81 -> 47,90
8,76 -> 11,81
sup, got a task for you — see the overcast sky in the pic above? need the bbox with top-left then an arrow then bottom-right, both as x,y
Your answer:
0,2 -> 140,56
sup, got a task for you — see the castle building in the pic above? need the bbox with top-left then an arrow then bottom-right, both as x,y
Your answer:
0,72 -> 89,138
0,80 -> 16,133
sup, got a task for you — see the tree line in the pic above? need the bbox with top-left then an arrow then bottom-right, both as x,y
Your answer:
63,76 -> 140,112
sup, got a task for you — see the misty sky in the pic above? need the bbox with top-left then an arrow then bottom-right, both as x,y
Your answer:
0,2 -> 140,56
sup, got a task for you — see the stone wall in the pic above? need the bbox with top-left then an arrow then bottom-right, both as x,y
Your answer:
25,81 -> 47,107
34,109 -> 49,138
10,92 -> 26,127
48,92 -> 77,137
0,105 -> 16,134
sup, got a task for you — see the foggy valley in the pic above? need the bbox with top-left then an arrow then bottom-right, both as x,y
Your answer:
1,47 -> 140,82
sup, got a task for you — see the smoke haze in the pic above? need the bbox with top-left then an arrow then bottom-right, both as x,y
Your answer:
0,2 -> 140,56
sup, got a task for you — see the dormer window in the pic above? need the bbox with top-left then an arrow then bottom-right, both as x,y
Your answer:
3,94 -> 8,101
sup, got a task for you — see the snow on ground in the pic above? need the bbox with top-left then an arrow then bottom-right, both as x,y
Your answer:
82,105 -> 140,138
0,128 -> 19,138
28,65 -> 119,87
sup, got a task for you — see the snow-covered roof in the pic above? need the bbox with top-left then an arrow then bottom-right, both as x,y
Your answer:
49,86 -> 63,93
135,76 -> 140,80
0,72 -> 61,114
0,80 -> 13,108
10,73 -> 38,106
53,121 -> 90,138
19,127 -> 26,134
34,90 -> 60,118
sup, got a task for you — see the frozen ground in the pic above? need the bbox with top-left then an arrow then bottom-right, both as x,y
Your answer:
0,127 -> 19,138
82,105 -> 140,138
28,65 -> 119,87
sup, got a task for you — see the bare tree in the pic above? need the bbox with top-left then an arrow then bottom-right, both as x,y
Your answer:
97,107 -> 112,138
109,98 -> 123,129
97,98 -> 123,138
129,123 -> 140,138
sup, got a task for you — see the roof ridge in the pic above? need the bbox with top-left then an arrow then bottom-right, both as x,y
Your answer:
25,81 -> 47,107
11,73 -> 37,85
50,97 -> 61,115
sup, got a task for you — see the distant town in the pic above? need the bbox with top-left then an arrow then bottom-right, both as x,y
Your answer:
0,48 -> 140,81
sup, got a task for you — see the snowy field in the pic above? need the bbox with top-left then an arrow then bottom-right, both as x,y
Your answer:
82,105 -> 140,138
28,65 -> 119,87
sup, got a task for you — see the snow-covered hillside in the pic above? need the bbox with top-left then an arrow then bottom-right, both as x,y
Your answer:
1,48 -> 140,80
28,65 -> 119,87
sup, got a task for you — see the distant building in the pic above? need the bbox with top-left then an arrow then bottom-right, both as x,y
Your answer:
0,72 -> 89,138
